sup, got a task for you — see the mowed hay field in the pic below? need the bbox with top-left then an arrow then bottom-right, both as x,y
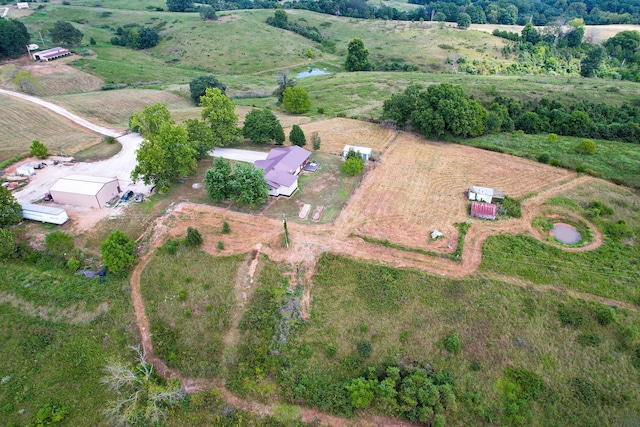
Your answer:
49,89 -> 193,129
338,132 -> 573,249
0,95 -> 102,162
298,118 -> 395,154
22,61 -> 104,96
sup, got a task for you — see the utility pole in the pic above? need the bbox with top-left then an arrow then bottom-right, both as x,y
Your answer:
282,214 -> 289,249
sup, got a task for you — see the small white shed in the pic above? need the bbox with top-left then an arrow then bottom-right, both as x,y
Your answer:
16,165 -> 35,176
343,145 -> 372,162
16,2 -> 30,9
21,203 -> 69,225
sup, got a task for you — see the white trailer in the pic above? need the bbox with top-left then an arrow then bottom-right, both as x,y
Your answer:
21,203 -> 69,225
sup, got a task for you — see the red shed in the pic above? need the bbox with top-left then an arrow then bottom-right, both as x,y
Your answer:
471,201 -> 497,220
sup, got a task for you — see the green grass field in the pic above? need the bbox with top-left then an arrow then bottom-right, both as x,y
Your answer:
459,132 -> 640,189
141,250 -> 242,377
0,257 -> 136,426
277,253 -> 640,425
480,180 -> 640,304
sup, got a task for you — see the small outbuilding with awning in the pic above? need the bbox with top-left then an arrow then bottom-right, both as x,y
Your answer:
49,175 -> 121,208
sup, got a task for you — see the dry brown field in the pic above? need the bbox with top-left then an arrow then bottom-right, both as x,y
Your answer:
471,23 -> 640,44
48,89 -> 193,130
336,131 -> 574,251
298,118 -> 395,155
0,94 -> 102,162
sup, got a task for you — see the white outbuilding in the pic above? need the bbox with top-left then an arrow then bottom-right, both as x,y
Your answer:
21,203 -> 69,225
49,175 -> 121,208
343,145 -> 372,162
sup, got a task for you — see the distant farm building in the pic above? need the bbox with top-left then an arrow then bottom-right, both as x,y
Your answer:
255,146 -> 311,197
21,203 -> 69,225
49,175 -> 120,208
33,47 -> 71,62
471,201 -> 497,220
15,2 -> 29,9
468,185 -> 505,203
343,145 -> 372,162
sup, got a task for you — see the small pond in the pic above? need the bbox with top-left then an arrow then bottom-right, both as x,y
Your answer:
296,68 -> 331,79
552,223 -> 581,244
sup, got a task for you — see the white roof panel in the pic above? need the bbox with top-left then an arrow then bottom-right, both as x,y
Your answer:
20,203 -> 67,215
50,175 -> 117,196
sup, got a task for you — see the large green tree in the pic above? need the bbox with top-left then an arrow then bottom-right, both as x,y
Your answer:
282,87 -> 311,114
242,109 -> 284,144
49,21 -> 83,45
101,231 -> 137,273
166,0 -> 193,12
229,163 -> 268,206
204,157 -> 232,201
274,71 -> 296,103
0,19 -> 30,59
185,118 -> 215,159
200,88 -> 242,146
382,84 -> 486,138
603,30 -> 640,63
580,45 -> 607,77
457,13 -> 472,29
131,122 -> 197,192
345,38 -> 371,71
289,124 -> 306,147
0,186 -> 22,229
129,103 -> 173,137
189,75 -> 226,105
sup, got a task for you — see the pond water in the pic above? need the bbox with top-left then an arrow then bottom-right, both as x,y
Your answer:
296,68 -> 331,79
552,223 -> 582,244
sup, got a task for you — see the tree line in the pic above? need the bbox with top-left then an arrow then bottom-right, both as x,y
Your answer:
381,83 -> 640,143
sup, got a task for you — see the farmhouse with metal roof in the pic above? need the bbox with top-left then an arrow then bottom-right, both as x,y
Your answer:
254,146 -> 311,197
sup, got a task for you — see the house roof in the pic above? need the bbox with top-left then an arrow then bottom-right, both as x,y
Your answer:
471,201 -> 497,219
255,146 -> 310,188
343,145 -> 372,155
50,175 -> 118,196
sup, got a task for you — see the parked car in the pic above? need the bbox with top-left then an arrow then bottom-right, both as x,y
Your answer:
120,190 -> 134,201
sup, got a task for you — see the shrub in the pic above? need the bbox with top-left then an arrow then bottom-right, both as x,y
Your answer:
184,309 -> 192,317
217,241 -> 225,250
0,229 -> 17,259
289,124 -> 306,147
357,341 -> 372,358
359,323 -> 369,333
104,135 -> 116,144
282,86 -> 311,114
546,133 -> 558,143
576,333 -> 601,346
178,290 -> 187,301
66,258 -> 80,271
222,221 -> 231,234
537,152 -> 550,164
558,304 -> 584,327
45,231 -> 75,258
30,140 -> 49,159
595,306 -> 615,326
576,139 -> 596,155
311,132 -> 321,151
326,343 -> 337,357
185,227 -> 203,247
100,230 -> 136,274
444,333 -> 461,354
160,238 -> 181,255
342,157 -> 364,176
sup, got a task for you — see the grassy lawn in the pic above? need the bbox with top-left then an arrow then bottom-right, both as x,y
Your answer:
275,253 -> 640,425
0,258 -> 136,426
141,250 -> 242,378
71,138 -> 122,162
459,132 -> 640,189
480,181 -> 640,304
263,152 -> 361,224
